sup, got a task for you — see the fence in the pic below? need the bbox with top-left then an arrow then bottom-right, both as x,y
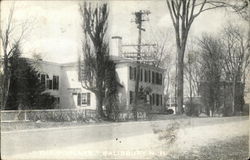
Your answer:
1,109 -> 96,122
1,109 -> 147,122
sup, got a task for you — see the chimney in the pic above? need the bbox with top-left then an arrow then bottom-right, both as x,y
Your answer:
110,36 -> 122,57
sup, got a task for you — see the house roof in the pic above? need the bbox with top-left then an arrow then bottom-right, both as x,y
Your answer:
22,56 -> 165,72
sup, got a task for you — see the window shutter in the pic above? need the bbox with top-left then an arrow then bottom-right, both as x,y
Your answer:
156,73 -> 159,84
152,72 -> 155,84
160,74 -> 162,85
56,76 -> 59,89
156,94 -> 158,106
53,76 -> 56,90
133,67 -> 136,80
129,66 -> 132,80
140,69 -> 143,81
130,91 -> 133,104
87,93 -> 91,106
149,70 -> 151,83
152,94 -> 155,105
150,95 -> 152,105
160,95 -> 162,106
77,93 -> 81,106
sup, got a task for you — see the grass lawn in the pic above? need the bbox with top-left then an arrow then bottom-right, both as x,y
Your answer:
159,136 -> 249,160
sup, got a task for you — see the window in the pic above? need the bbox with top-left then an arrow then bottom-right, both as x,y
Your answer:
152,72 -> 155,84
39,74 -> 59,90
41,74 -> 46,88
156,73 -> 159,84
159,74 -> 162,85
49,80 -> 53,89
152,94 -> 155,105
129,91 -> 134,104
77,92 -> 91,106
46,75 -> 49,89
140,69 -> 143,81
129,66 -> 138,81
87,93 -> 91,105
81,93 -> 87,105
53,75 -> 59,90
156,94 -> 159,106
77,93 -> 81,106
150,95 -> 152,105
144,70 -> 147,82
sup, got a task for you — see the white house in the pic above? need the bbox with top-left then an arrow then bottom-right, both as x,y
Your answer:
35,36 -> 165,112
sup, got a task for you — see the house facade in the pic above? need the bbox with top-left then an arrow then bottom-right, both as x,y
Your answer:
34,36 -> 165,112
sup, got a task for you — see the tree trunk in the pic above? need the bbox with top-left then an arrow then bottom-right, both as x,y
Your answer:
232,74 -> 236,115
2,55 -> 10,110
176,46 -> 185,114
190,80 -> 193,116
95,93 -> 105,118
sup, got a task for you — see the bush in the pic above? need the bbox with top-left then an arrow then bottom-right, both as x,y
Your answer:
185,102 -> 200,116
26,109 -> 96,122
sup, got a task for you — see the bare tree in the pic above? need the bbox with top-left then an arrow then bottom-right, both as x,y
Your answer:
165,0 -> 231,114
79,2 -> 109,118
224,0 -> 249,21
183,37 -> 203,115
198,34 -> 224,116
0,3 -> 30,109
184,52 -> 200,104
221,22 -> 249,114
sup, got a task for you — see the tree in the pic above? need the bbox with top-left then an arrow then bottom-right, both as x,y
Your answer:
221,22 -> 249,114
198,34 -> 224,116
104,60 -> 120,120
0,3 -> 31,109
165,0 -> 229,114
6,44 -> 57,110
184,51 -> 200,115
79,2 -> 114,118
224,0 -> 249,21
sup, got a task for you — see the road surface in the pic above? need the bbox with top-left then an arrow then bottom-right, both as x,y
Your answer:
1,116 -> 249,159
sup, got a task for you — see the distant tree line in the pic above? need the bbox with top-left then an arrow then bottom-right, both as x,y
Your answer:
184,22 -> 249,116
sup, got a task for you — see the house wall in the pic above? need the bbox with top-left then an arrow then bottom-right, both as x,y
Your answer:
32,60 -> 61,98
120,62 -> 165,112
36,60 -> 164,112
116,63 -> 129,111
60,64 -> 96,110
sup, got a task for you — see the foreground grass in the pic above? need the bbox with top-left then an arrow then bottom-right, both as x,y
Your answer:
158,136 -> 249,160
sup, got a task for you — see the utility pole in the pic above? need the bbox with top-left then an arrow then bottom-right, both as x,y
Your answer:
132,10 -> 150,120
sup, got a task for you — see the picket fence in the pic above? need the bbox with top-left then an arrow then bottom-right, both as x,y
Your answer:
1,109 -> 147,122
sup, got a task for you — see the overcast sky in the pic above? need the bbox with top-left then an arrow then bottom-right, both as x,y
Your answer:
1,0 -> 245,63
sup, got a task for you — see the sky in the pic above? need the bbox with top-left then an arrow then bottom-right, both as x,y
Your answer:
1,0 -> 246,63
